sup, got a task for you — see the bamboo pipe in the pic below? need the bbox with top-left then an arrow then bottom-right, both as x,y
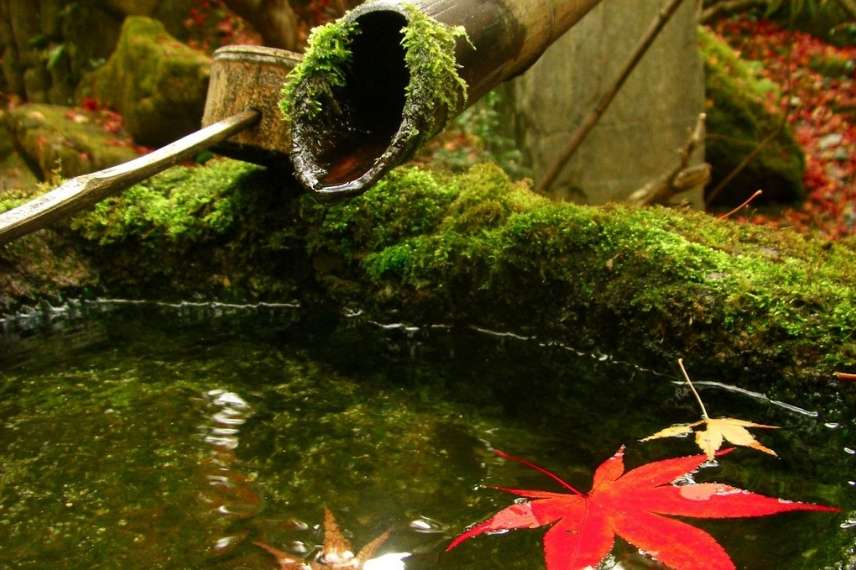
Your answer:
290,0 -> 605,198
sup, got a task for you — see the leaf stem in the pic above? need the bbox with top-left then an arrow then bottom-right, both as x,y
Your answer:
678,358 -> 709,420
494,449 -> 584,496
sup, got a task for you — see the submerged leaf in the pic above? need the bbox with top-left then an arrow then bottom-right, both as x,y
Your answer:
256,508 -> 396,569
447,448 -> 837,570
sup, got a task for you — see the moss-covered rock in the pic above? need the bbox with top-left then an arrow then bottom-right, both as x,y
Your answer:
77,16 -> 210,146
5,103 -> 138,178
6,158 -> 840,389
701,27 -> 806,207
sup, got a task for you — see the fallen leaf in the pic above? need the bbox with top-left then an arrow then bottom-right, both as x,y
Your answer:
447,448 -> 837,570
641,359 -> 778,459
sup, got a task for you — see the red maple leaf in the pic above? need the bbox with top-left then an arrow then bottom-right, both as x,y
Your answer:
447,448 -> 837,570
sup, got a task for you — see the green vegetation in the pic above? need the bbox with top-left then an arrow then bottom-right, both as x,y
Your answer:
766,0 -> 856,45
0,189 -> 38,215
700,27 -> 806,205
400,5 -> 471,142
5,103 -> 137,179
278,18 -> 360,122
70,160 -> 252,245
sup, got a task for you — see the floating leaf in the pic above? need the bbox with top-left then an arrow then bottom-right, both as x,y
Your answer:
447,448 -> 838,570
641,359 -> 778,459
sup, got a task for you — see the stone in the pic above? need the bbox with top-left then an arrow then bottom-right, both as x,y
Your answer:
506,0 -> 705,206
77,16 -> 211,147
6,103 -> 138,179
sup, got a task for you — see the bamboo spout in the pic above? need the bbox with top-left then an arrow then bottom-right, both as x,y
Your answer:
290,0 -> 604,198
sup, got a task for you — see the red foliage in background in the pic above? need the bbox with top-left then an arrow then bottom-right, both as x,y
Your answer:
716,19 -> 856,239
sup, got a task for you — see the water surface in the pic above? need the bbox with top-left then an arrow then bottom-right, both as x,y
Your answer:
0,302 -> 853,569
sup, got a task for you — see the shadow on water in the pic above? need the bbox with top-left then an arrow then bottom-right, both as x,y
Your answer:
0,301 -> 853,569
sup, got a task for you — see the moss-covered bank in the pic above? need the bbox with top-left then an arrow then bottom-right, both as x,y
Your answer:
5,158 -> 853,388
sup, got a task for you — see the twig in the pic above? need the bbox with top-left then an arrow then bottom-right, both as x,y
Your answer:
536,0 -> 689,195
718,189 -> 763,219
678,358 -> 710,420
628,113 -> 709,205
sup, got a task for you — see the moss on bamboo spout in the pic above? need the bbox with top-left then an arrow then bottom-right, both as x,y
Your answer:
399,4 -> 471,143
280,3 -> 471,192
279,19 -> 360,123
280,5 -> 469,135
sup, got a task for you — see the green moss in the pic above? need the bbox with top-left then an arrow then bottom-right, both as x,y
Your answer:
63,158 -> 307,301
0,188 -> 37,214
5,103 -> 138,179
70,159 -> 254,245
278,19 -> 360,122
699,27 -> 781,100
305,162 -> 855,384
279,5 -> 469,142
701,27 -> 806,206
400,5 -> 470,141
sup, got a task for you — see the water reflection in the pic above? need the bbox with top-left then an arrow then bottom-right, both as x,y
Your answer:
199,389 -> 260,556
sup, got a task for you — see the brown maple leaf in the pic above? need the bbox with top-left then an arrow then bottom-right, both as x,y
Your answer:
641,359 -> 778,459
255,507 -> 392,569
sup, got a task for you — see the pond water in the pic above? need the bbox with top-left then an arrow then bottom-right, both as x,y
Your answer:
0,301 -> 853,569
